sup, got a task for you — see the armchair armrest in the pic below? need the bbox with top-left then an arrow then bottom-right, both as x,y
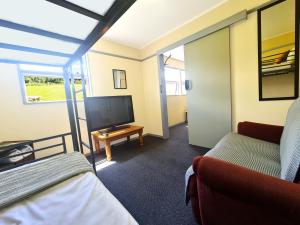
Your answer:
237,121 -> 284,144
193,156 -> 300,225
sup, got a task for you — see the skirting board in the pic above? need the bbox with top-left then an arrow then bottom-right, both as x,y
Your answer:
168,122 -> 186,128
144,133 -> 164,139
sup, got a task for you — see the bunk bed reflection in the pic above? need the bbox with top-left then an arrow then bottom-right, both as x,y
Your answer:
262,48 -> 295,77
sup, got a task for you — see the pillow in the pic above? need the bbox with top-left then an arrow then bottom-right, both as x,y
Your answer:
282,50 -> 291,61
274,52 -> 286,64
287,47 -> 295,63
280,98 -> 300,182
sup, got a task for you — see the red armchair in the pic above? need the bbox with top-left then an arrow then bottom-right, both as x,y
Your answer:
188,121 -> 300,225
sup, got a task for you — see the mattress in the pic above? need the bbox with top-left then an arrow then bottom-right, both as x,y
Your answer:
0,172 -> 138,225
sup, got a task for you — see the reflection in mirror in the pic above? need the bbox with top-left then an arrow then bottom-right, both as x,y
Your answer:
113,69 -> 127,89
258,0 -> 298,100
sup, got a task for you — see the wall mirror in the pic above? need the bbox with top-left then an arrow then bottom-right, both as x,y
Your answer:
258,0 -> 299,101
113,69 -> 127,89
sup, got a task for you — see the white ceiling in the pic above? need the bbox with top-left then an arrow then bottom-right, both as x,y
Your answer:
103,0 -> 227,49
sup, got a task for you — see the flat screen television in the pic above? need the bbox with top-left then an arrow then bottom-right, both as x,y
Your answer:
85,95 -> 135,132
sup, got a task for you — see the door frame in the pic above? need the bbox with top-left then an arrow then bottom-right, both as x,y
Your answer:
156,11 -> 247,139
157,54 -> 170,139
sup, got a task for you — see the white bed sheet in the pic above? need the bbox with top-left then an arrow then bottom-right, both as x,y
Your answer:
0,172 -> 138,225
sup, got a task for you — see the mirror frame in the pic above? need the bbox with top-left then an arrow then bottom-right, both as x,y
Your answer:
113,69 -> 127,89
257,0 -> 299,101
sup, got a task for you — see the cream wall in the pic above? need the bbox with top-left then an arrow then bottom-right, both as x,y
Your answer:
141,57 -> 163,135
167,96 -> 187,126
87,44 -> 146,133
92,39 -> 141,59
0,38 -> 159,160
88,40 -> 164,136
140,0 -> 295,133
141,0 -> 272,58
230,13 -> 294,129
0,39 -> 148,158
165,58 -> 187,127
0,63 -> 73,157
1,0 -> 298,151
165,57 -> 185,70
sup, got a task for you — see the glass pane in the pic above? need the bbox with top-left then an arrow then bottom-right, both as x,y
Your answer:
0,49 -> 68,65
0,0 -> 98,39
0,27 -> 79,54
71,79 -> 84,100
165,67 -> 182,95
20,60 -> 91,103
166,81 -> 177,96
165,67 -> 181,81
71,59 -> 88,78
66,0 -> 116,16
23,75 -> 86,103
70,56 -> 92,97
24,75 -> 66,102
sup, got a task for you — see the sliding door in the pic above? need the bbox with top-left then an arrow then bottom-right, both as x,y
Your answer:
184,28 -> 231,148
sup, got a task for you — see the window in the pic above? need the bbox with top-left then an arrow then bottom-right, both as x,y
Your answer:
164,67 -> 186,95
19,57 -> 91,104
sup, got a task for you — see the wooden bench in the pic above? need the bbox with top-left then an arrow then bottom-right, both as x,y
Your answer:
92,125 -> 144,161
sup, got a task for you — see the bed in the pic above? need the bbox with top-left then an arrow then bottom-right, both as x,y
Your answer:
0,1 -> 139,224
262,47 -> 295,76
0,152 -> 138,225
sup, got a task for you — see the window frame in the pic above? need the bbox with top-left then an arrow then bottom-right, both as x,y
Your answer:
164,65 -> 186,96
18,56 -> 92,105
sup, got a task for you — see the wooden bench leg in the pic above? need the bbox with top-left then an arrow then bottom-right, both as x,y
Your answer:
93,136 -> 101,155
104,141 -> 112,161
138,130 -> 144,146
127,136 -> 130,142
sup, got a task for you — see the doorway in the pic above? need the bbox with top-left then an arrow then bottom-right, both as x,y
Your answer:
158,28 -> 231,148
161,46 -> 188,138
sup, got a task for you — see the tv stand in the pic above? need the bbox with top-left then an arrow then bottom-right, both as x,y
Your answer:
92,125 -> 144,161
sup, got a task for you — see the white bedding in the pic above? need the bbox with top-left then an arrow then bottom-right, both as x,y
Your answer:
0,172 -> 138,225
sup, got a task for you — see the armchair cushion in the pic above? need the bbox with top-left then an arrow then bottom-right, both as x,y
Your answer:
205,133 -> 281,177
280,98 -> 300,182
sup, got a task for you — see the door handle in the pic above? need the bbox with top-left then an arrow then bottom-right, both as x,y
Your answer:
185,80 -> 192,90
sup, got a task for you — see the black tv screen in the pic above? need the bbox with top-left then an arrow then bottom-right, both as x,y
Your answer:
85,95 -> 135,131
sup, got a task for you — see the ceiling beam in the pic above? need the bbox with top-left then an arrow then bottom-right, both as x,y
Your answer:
66,0 -> 136,67
0,43 -> 72,58
0,19 -> 83,44
45,0 -> 105,21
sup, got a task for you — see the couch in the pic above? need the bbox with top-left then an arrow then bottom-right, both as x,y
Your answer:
187,98 -> 300,225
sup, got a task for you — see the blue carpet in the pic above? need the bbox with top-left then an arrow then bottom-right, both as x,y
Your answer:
95,124 -> 208,225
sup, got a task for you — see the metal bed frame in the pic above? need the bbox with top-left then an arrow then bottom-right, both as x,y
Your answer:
0,132 -> 71,172
0,0 -> 136,171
